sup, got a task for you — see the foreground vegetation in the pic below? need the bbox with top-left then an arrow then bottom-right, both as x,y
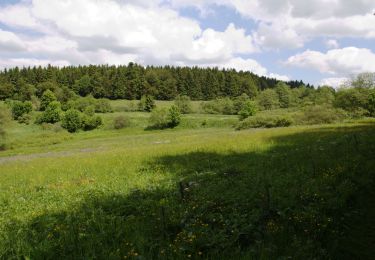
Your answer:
0,117 -> 374,259
0,65 -> 374,259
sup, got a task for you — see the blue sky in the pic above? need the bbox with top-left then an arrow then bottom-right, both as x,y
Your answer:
0,0 -> 375,87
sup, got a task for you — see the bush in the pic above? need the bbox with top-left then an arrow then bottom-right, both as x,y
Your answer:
257,89 -> 280,110
36,101 -> 62,124
174,95 -> 192,114
168,105 -> 181,128
84,105 -> 95,116
62,109 -> 82,133
17,113 -> 32,125
237,115 -> 293,130
299,106 -> 347,125
238,101 -> 257,120
11,100 -> 33,120
66,96 -> 113,113
148,108 -> 169,129
40,90 -> 57,111
113,115 -> 131,129
233,93 -> 250,113
81,114 -> 102,131
201,98 -> 235,115
95,99 -> 113,113
139,95 -> 155,112
334,88 -> 369,112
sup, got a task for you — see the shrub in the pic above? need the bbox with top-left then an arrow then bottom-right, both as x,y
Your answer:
201,98 -> 235,115
168,105 -> 181,128
148,108 -> 169,129
17,113 -> 32,125
11,100 -> 33,120
257,89 -> 280,110
334,88 -> 369,112
113,115 -> 131,129
40,90 -> 57,111
238,101 -> 257,120
237,115 -> 293,130
174,95 -> 192,114
36,101 -> 61,124
84,105 -> 95,116
139,95 -> 155,112
66,96 -> 113,113
299,106 -> 347,125
233,93 -> 250,113
62,109 -> 82,133
95,99 -> 113,113
81,114 -> 102,131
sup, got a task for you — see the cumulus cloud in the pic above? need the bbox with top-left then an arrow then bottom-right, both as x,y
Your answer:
0,29 -> 26,52
0,0 -> 261,70
325,39 -> 339,49
201,57 -> 289,81
286,47 -> 375,75
319,77 -> 349,88
169,0 -> 375,49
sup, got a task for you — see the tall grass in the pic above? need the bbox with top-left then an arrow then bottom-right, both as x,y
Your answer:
1,122 -> 374,259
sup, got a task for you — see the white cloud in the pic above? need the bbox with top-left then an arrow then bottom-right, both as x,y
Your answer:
325,39 -> 339,49
169,0 -> 375,50
0,0 -> 258,67
201,57 -> 289,81
0,29 -> 26,52
0,58 -> 70,69
319,77 -> 349,88
286,47 -> 375,75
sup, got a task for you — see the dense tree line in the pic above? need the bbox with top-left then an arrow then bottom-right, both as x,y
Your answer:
0,63 -> 311,101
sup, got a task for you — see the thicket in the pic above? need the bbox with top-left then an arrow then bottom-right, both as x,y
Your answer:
237,115 -> 293,129
148,106 -> 182,129
61,108 -> 102,132
10,100 -> 33,121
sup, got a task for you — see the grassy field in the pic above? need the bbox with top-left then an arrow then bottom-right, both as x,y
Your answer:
1,100 -> 375,259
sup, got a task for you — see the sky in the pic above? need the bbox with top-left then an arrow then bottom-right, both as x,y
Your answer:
0,0 -> 375,87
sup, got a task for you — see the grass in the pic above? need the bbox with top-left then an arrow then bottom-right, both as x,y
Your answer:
0,102 -> 375,259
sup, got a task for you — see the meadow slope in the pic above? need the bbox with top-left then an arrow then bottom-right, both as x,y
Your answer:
0,121 -> 374,259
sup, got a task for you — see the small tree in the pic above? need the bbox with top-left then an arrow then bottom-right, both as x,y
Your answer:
139,95 -> 155,112
238,101 -> 257,120
275,82 -> 292,108
174,95 -> 192,114
11,101 -> 33,120
36,101 -> 61,124
40,90 -> 57,111
168,105 -> 181,128
62,109 -> 82,133
233,93 -> 250,113
81,114 -> 102,131
257,89 -> 280,110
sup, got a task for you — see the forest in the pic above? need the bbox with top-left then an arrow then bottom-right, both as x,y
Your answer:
0,63 -> 310,101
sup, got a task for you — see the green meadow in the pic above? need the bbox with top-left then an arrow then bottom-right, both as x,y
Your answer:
1,100 -> 374,259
